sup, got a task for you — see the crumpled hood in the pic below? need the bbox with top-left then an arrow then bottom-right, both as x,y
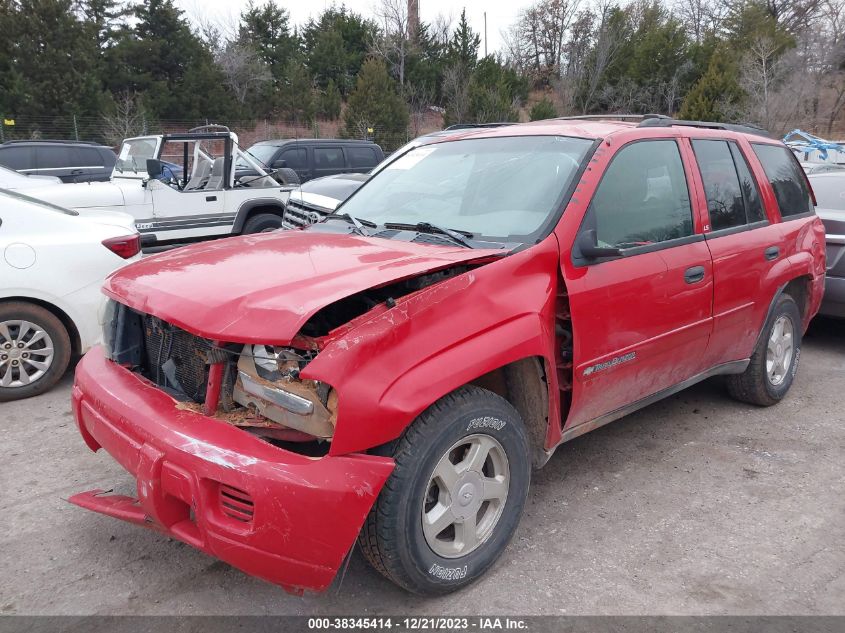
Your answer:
25,180 -> 125,208
105,230 -> 504,344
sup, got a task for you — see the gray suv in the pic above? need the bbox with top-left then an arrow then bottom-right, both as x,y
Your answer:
808,171 -> 845,317
0,140 -> 116,183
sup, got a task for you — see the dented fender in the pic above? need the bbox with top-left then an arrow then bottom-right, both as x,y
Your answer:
300,238 -> 563,456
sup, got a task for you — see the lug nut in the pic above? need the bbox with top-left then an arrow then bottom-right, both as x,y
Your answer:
17,343 -> 24,348
11,360 -> 18,366
21,353 -> 29,359
1,354 -> 7,360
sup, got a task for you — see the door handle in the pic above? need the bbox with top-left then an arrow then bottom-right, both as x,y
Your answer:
764,246 -> 780,261
684,265 -> 706,284
205,195 -> 217,202
70,169 -> 84,175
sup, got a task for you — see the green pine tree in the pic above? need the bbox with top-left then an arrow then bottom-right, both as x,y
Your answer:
530,98 -> 558,121
319,79 -> 342,120
342,58 -> 409,150
678,47 -> 743,121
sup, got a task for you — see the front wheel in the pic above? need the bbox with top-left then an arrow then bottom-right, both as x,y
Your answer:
242,213 -> 284,234
727,293 -> 802,406
358,386 -> 530,594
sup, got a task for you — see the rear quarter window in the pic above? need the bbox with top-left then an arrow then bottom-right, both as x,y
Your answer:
752,143 -> 814,217
346,146 -> 379,169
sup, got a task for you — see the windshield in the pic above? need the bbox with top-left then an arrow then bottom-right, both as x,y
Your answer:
114,138 -> 158,176
237,143 -> 281,169
338,135 -> 593,242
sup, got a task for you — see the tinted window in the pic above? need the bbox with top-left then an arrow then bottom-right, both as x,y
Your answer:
314,147 -> 344,169
36,146 -> 73,169
280,147 -> 307,170
752,144 -> 814,217
0,146 -> 34,170
591,140 -> 693,248
693,140 -> 745,230
346,146 -> 378,169
75,146 -> 105,166
730,144 -> 765,222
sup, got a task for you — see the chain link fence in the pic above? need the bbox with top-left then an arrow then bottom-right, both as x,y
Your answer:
0,115 -> 423,153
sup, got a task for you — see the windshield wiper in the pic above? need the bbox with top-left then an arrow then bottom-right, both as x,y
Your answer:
322,212 -> 375,235
384,221 -> 474,248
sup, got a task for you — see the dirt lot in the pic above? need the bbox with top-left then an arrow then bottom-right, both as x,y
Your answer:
1,318 -> 843,616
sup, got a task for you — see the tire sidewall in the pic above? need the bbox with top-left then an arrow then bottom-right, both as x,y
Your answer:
0,303 -> 71,402
394,399 -> 530,594
761,295 -> 802,401
243,213 -> 284,234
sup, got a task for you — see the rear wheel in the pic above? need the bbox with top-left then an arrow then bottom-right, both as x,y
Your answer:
0,302 -> 71,402
727,293 -> 802,406
358,386 -> 530,594
242,212 -> 284,234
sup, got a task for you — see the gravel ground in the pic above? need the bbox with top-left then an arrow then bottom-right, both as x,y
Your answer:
1,318 -> 843,616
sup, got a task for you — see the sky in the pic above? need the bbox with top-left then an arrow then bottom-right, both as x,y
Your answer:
176,0 -> 522,56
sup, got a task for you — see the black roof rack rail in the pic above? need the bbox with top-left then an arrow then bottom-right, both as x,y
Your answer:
2,139 -> 104,145
637,118 -> 772,138
554,114 -> 670,122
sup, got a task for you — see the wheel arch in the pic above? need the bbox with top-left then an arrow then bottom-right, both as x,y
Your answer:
232,198 -> 287,234
0,296 -> 82,356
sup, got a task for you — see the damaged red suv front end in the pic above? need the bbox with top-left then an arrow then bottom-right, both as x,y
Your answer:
70,347 -> 394,594
69,229 -> 517,593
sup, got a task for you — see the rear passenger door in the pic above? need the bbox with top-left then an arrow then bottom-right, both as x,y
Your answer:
313,146 -> 345,180
565,139 -> 714,427
0,146 -> 34,174
689,138 -> 786,367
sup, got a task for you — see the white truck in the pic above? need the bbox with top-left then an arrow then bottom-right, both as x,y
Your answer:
24,126 -> 297,248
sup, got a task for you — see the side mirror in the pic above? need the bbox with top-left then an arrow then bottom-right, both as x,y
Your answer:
146,158 -> 164,179
271,159 -> 287,169
578,229 -> 621,260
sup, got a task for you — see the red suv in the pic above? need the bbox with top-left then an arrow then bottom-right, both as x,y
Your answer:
69,118 -> 826,595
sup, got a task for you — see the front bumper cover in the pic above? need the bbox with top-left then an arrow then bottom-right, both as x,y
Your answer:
69,347 -> 394,594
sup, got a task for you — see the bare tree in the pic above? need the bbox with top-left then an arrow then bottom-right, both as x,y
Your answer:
215,42 -> 272,105
504,0 -> 581,83
372,0 -> 415,88
442,64 -> 471,123
102,91 -> 148,146
405,82 -> 434,135
577,1 -> 625,113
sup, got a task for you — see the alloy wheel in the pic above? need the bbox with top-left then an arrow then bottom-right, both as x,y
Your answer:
0,320 -> 55,389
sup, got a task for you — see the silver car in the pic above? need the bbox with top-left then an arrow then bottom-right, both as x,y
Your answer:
809,171 -> 845,317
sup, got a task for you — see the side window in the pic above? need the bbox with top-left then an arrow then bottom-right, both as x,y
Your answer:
752,143 -> 814,217
314,147 -> 344,169
0,146 -> 34,170
590,140 -> 693,248
280,148 -> 307,170
730,144 -> 765,222
693,140 -> 745,230
36,147 -> 73,169
346,146 -> 378,169
74,146 -> 105,167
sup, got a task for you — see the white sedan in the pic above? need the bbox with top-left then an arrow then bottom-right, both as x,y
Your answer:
0,188 -> 140,400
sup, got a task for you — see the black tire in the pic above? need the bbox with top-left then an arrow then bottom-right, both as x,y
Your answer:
727,293 -> 802,406
0,301 -> 72,402
242,213 -> 284,234
358,385 -> 531,595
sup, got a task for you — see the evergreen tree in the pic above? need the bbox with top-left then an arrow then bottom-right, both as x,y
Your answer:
319,79 -> 342,120
677,47 -> 743,121
278,61 -> 316,124
0,0 -> 103,134
530,97 -> 558,121
447,9 -> 480,71
303,7 -> 378,96
343,58 -> 409,150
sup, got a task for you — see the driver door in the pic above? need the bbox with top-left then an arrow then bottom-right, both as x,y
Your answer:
562,138 -> 714,428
